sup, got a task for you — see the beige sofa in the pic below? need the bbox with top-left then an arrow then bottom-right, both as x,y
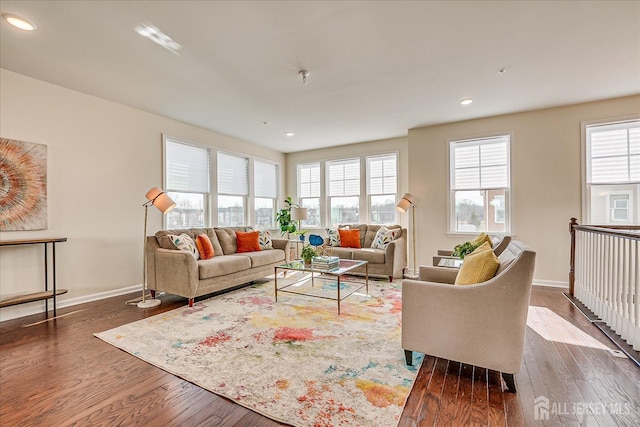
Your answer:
402,240 -> 536,392
323,224 -> 407,281
146,227 -> 291,306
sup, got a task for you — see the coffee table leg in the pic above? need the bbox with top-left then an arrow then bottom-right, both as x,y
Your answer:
274,267 -> 278,302
366,263 -> 369,295
337,275 -> 341,315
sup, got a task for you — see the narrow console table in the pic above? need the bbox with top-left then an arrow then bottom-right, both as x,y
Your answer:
0,237 -> 68,316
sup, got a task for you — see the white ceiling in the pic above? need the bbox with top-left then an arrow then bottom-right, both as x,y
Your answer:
1,1 -> 639,153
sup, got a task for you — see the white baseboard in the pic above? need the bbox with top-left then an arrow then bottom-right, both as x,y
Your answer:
0,284 -> 142,322
533,279 -> 568,289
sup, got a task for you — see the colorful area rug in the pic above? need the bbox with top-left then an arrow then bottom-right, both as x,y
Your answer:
95,278 -> 422,426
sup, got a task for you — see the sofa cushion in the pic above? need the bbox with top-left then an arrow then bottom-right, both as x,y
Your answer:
156,229 -> 197,250
168,233 -> 200,259
454,242 -> 500,285
326,247 -> 355,259
236,231 -> 261,253
198,255 -> 252,279
326,226 -> 347,246
471,232 -> 493,248
214,227 -> 252,254
243,249 -> 285,268
196,234 -> 215,259
339,229 -> 361,248
352,248 -> 385,264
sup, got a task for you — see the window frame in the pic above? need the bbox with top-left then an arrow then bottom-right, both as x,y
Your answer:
252,158 -> 279,229
326,158 -> 361,227
447,134 -> 512,235
366,153 -> 398,225
162,135 -> 211,229
581,117 -> 640,224
216,151 -> 249,227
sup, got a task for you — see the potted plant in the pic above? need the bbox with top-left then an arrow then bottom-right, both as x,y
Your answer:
275,196 -> 298,237
452,241 -> 481,259
300,245 -> 317,266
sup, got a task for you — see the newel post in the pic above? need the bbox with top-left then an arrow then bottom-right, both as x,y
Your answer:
569,218 -> 578,296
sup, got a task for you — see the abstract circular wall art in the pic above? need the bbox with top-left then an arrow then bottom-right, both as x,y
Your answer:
0,138 -> 47,231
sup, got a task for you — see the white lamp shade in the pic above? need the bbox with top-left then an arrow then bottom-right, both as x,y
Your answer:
145,187 -> 176,214
396,193 -> 414,213
291,207 -> 308,221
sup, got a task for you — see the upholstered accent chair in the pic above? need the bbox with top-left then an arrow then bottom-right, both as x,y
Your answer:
432,234 -> 512,266
402,240 -> 535,393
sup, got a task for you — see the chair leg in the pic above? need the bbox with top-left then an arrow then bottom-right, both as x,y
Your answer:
188,298 -> 194,307
404,349 -> 413,366
502,373 -> 517,393
150,290 -> 156,298
389,276 -> 393,282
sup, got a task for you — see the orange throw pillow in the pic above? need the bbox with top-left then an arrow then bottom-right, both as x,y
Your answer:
339,229 -> 361,248
196,234 -> 215,259
236,231 -> 261,253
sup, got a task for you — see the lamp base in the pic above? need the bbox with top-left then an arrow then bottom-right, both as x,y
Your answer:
137,298 -> 161,309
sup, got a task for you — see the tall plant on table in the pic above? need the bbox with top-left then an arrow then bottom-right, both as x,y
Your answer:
276,196 -> 298,237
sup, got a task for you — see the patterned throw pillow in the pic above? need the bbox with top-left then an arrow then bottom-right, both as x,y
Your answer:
371,226 -> 400,250
168,233 -> 200,259
326,226 -> 349,247
258,229 -> 273,250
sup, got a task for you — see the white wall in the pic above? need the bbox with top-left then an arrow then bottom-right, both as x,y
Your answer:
408,95 -> 640,286
0,69 -> 285,320
285,137 -> 409,232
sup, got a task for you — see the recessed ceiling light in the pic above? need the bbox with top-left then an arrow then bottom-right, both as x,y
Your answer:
460,98 -> 473,105
2,13 -> 37,31
285,132 -> 295,137
497,68 -> 506,73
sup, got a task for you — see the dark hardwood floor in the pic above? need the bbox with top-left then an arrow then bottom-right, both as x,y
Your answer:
1,286 -> 638,426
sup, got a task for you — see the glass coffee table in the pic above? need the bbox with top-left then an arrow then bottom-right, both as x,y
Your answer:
274,259 -> 369,314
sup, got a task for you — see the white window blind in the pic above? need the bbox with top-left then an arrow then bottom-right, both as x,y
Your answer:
299,163 -> 320,198
165,139 -> 210,193
367,154 -> 397,194
452,136 -> 509,190
254,160 -> 278,198
218,152 -> 248,195
587,121 -> 640,184
328,159 -> 360,196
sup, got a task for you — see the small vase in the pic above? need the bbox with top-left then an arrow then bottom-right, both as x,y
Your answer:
299,235 -> 305,242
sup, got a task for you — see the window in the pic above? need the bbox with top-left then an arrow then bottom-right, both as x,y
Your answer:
254,160 -> 278,228
164,137 -> 210,228
585,120 -> 639,224
217,152 -> 248,226
327,159 -> 360,225
367,154 -> 397,224
298,163 -> 320,227
450,135 -> 510,233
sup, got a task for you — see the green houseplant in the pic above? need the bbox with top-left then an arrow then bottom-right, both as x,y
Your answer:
275,196 -> 298,236
452,241 -> 481,259
300,245 -> 317,265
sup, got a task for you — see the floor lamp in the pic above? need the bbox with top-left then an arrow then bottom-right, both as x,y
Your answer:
397,193 -> 417,276
290,207 -> 308,259
137,187 -> 176,309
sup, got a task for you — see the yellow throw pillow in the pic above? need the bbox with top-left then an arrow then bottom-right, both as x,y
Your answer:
471,232 -> 492,248
455,242 -> 500,285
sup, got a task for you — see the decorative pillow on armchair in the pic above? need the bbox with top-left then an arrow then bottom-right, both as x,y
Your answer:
371,226 -> 400,250
454,242 -> 499,285
168,233 -> 200,260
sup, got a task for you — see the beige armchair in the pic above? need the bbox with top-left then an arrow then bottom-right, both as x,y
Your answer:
402,240 -> 535,393
432,234 -> 511,266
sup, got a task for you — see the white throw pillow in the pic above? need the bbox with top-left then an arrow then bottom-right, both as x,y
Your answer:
258,229 -> 273,250
168,233 -> 200,259
371,226 -> 401,250
326,226 -> 349,247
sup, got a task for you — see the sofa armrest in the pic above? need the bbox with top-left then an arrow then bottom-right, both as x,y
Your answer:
271,239 -> 292,262
418,265 -> 458,284
385,236 -> 407,278
153,248 -> 199,298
